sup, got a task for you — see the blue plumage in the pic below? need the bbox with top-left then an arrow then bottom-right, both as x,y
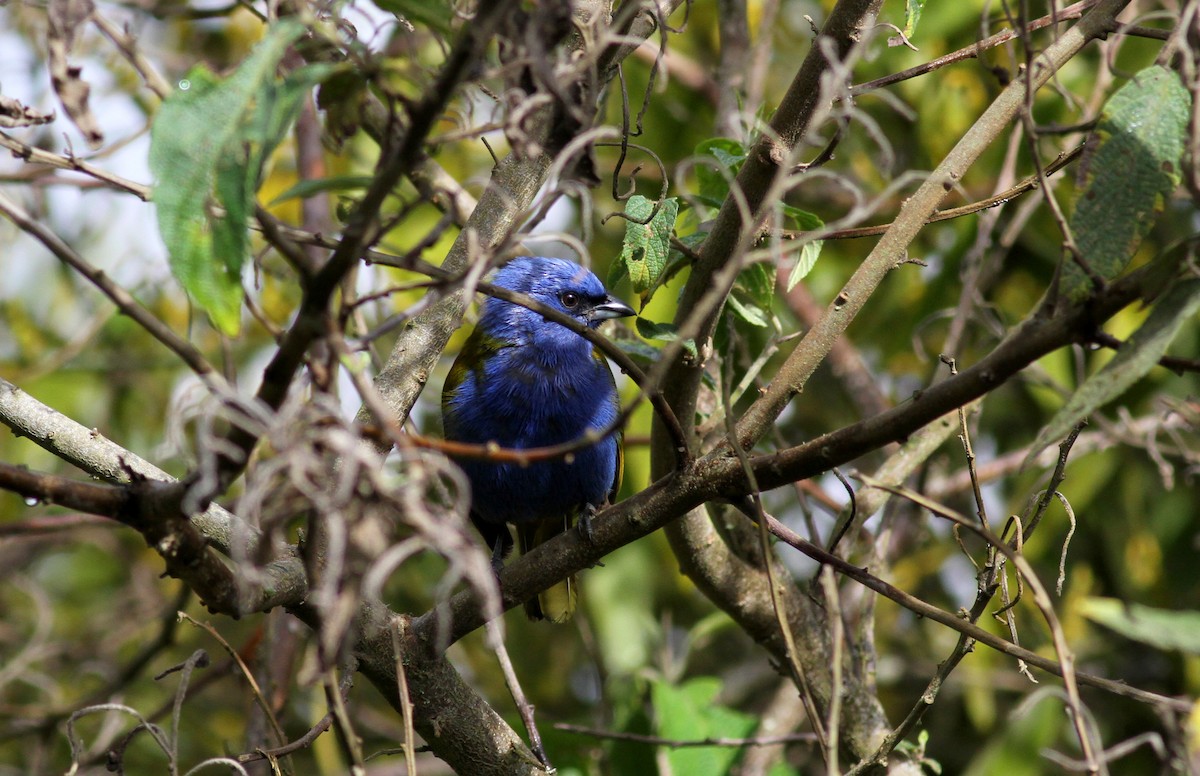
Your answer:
441,257 -> 634,621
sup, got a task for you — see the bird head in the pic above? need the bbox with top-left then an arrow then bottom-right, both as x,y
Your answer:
481,257 -> 635,347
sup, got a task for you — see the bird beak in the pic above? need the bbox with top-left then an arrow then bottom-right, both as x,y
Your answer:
588,295 -> 636,322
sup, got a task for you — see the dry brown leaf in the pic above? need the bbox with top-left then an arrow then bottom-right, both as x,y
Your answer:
0,94 -> 56,128
47,0 -> 103,148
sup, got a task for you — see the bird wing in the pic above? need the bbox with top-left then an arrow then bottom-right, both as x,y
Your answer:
442,328 -> 505,423
611,427 -> 624,504
593,344 -> 624,505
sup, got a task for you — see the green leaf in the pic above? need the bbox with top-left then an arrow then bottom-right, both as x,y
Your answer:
786,238 -> 823,291
903,0 -> 926,38
635,318 -> 697,360
607,253 -> 628,289
619,195 -> 679,305
776,205 -> 824,291
1081,597 -> 1200,653
780,203 -> 823,231
1025,279 -> 1200,464
372,0 -> 454,34
651,677 -> 757,776
614,337 -> 667,368
1063,65 -> 1191,301
268,175 -> 375,205
737,262 -> 774,309
726,294 -> 770,327
725,263 -> 775,328
150,22 -> 333,334
694,138 -> 746,208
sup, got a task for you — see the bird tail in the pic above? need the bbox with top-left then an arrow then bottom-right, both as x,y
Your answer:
517,518 -> 577,623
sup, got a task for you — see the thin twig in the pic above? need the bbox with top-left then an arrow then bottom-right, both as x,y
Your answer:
485,620 -> 552,769
1090,331 -> 1200,375
391,618 -> 418,776
0,191 -> 218,382
819,566 -> 843,776
782,144 -> 1083,241
849,0 -> 1099,95
91,12 -> 173,99
858,479 -> 1100,771
177,613 -> 288,748
0,131 -> 152,199
236,712 -> 334,764
720,321 -> 830,759
753,511 -> 1189,712
323,668 -> 366,774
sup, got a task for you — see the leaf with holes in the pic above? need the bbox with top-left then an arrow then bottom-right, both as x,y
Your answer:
619,195 -> 679,306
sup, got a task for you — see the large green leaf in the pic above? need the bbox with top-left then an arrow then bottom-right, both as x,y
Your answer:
150,21 -> 333,334
651,677 -> 757,776
1025,279 -> 1200,464
1082,598 -> 1200,654
1063,65 -> 1190,301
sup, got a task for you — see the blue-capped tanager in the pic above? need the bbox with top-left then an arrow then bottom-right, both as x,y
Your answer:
441,257 -> 635,622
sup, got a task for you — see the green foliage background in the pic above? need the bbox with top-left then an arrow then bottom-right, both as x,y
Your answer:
1,0 -> 1198,774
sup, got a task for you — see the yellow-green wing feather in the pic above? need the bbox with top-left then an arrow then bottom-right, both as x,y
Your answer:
518,519 -> 577,622
443,328 -> 505,411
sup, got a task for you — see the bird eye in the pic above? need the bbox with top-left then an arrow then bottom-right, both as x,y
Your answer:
560,291 -> 580,309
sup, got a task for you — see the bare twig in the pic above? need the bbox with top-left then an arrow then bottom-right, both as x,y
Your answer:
0,192 -> 216,380
756,511 -> 1188,713
178,613 -> 287,748
720,321 -> 830,760
0,132 -> 151,198
850,0 -> 1100,95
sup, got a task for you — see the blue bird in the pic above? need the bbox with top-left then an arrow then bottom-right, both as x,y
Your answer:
441,257 -> 635,622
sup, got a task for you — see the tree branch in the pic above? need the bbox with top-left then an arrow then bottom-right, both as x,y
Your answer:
415,267 -> 1145,660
